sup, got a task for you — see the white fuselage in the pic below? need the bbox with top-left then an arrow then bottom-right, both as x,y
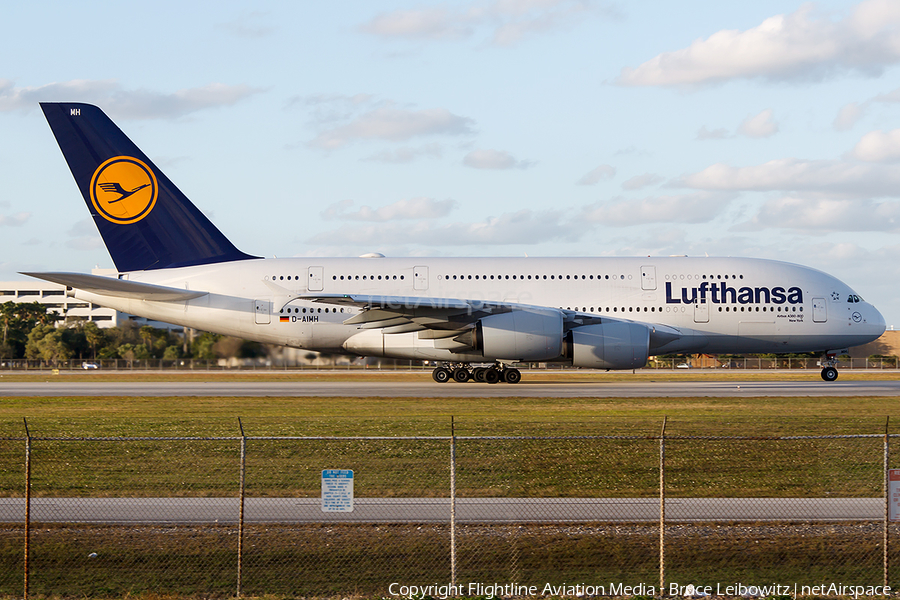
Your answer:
72,256 -> 886,362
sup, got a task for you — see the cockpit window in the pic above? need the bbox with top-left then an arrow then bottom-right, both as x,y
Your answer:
847,295 -> 862,303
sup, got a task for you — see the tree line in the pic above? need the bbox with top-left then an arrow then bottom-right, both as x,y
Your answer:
0,301 -> 263,364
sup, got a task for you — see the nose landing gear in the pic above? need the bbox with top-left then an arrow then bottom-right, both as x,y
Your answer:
821,366 -> 838,381
817,353 -> 839,382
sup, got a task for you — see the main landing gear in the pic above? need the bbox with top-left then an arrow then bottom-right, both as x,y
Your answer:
818,354 -> 839,382
431,363 -> 521,384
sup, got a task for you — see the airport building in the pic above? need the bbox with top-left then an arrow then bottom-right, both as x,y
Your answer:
850,329 -> 899,358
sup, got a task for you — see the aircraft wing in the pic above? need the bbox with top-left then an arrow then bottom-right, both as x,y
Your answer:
21,272 -> 208,302
299,293 -> 504,332
301,292 -> 689,348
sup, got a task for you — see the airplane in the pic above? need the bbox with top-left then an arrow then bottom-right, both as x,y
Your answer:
25,102 -> 886,384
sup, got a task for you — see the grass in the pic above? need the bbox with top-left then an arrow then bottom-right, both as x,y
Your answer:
1,523 -> 898,597
0,371 -> 897,498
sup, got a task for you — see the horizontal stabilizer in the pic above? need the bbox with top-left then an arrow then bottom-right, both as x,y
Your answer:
21,272 -> 208,302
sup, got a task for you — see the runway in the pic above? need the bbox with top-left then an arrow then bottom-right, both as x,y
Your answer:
1,379 -> 899,397
0,497 -> 882,524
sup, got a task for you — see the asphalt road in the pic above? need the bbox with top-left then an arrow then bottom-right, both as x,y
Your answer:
0,497 -> 882,524
1,379 -> 899,397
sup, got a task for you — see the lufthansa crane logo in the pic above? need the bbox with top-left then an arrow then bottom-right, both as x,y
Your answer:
89,156 -> 158,224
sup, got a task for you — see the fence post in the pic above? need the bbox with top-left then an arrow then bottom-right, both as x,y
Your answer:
885,416 -> 890,589
23,417 -> 31,600
450,416 -> 457,588
659,416 -> 667,596
237,418 -> 247,598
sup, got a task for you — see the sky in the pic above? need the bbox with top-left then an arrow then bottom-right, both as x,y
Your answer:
2,0 -> 900,326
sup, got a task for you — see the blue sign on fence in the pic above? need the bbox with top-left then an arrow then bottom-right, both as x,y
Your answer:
321,469 -> 354,512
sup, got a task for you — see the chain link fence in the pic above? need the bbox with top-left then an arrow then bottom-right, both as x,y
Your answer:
0,418 -> 898,597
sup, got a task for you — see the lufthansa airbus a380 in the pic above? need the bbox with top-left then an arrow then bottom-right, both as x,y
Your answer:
26,103 -> 885,383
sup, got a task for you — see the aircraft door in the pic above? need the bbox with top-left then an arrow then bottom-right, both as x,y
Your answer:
254,299 -> 271,325
693,299 -> 709,323
813,297 -> 827,322
414,266 -> 428,291
641,266 -> 657,291
308,266 -> 324,292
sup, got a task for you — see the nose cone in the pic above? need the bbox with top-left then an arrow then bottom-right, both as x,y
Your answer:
869,303 -> 887,338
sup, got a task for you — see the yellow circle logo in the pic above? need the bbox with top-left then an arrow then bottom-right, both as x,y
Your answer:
90,156 -> 158,224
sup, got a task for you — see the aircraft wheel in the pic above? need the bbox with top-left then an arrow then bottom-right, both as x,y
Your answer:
432,367 -> 451,383
473,368 -> 487,382
821,366 -> 838,382
484,369 -> 501,384
452,368 -> 471,383
503,368 -> 521,384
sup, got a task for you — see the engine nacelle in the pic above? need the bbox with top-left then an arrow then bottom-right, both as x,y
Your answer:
474,308 -> 564,362
568,322 -> 650,370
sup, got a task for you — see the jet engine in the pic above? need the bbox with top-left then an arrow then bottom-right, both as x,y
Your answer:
566,321 -> 650,369
453,308 -> 564,362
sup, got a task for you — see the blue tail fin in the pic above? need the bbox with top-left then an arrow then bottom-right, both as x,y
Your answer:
41,102 -> 258,272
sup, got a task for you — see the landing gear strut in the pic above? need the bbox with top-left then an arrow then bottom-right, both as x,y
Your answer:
818,353 -> 839,382
430,363 -> 521,384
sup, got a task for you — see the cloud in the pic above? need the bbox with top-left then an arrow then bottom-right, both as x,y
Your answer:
832,85 -> 900,130
0,212 -> 30,227
622,173 -> 664,190
853,129 -> 900,162
288,93 -> 378,126
576,164 -> 616,185
578,192 -> 735,226
309,107 -> 475,149
217,12 -> 275,38
363,143 -> 444,163
489,0 -> 609,47
0,79 -> 117,111
617,1 -> 900,87
696,110 -> 777,140
463,149 -> 534,170
677,158 -> 900,198
360,7 -> 472,41
0,79 -> 262,118
65,237 -> 104,251
321,198 -> 458,221
738,109 -> 778,138
359,0 -> 610,47
834,102 -> 864,131
736,195 -> 900,232
309,209 -> 584,246
873,87 -> 900,103
67,219 -> 99,237
64,220 -> 103,250
696,126 -> 731,140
